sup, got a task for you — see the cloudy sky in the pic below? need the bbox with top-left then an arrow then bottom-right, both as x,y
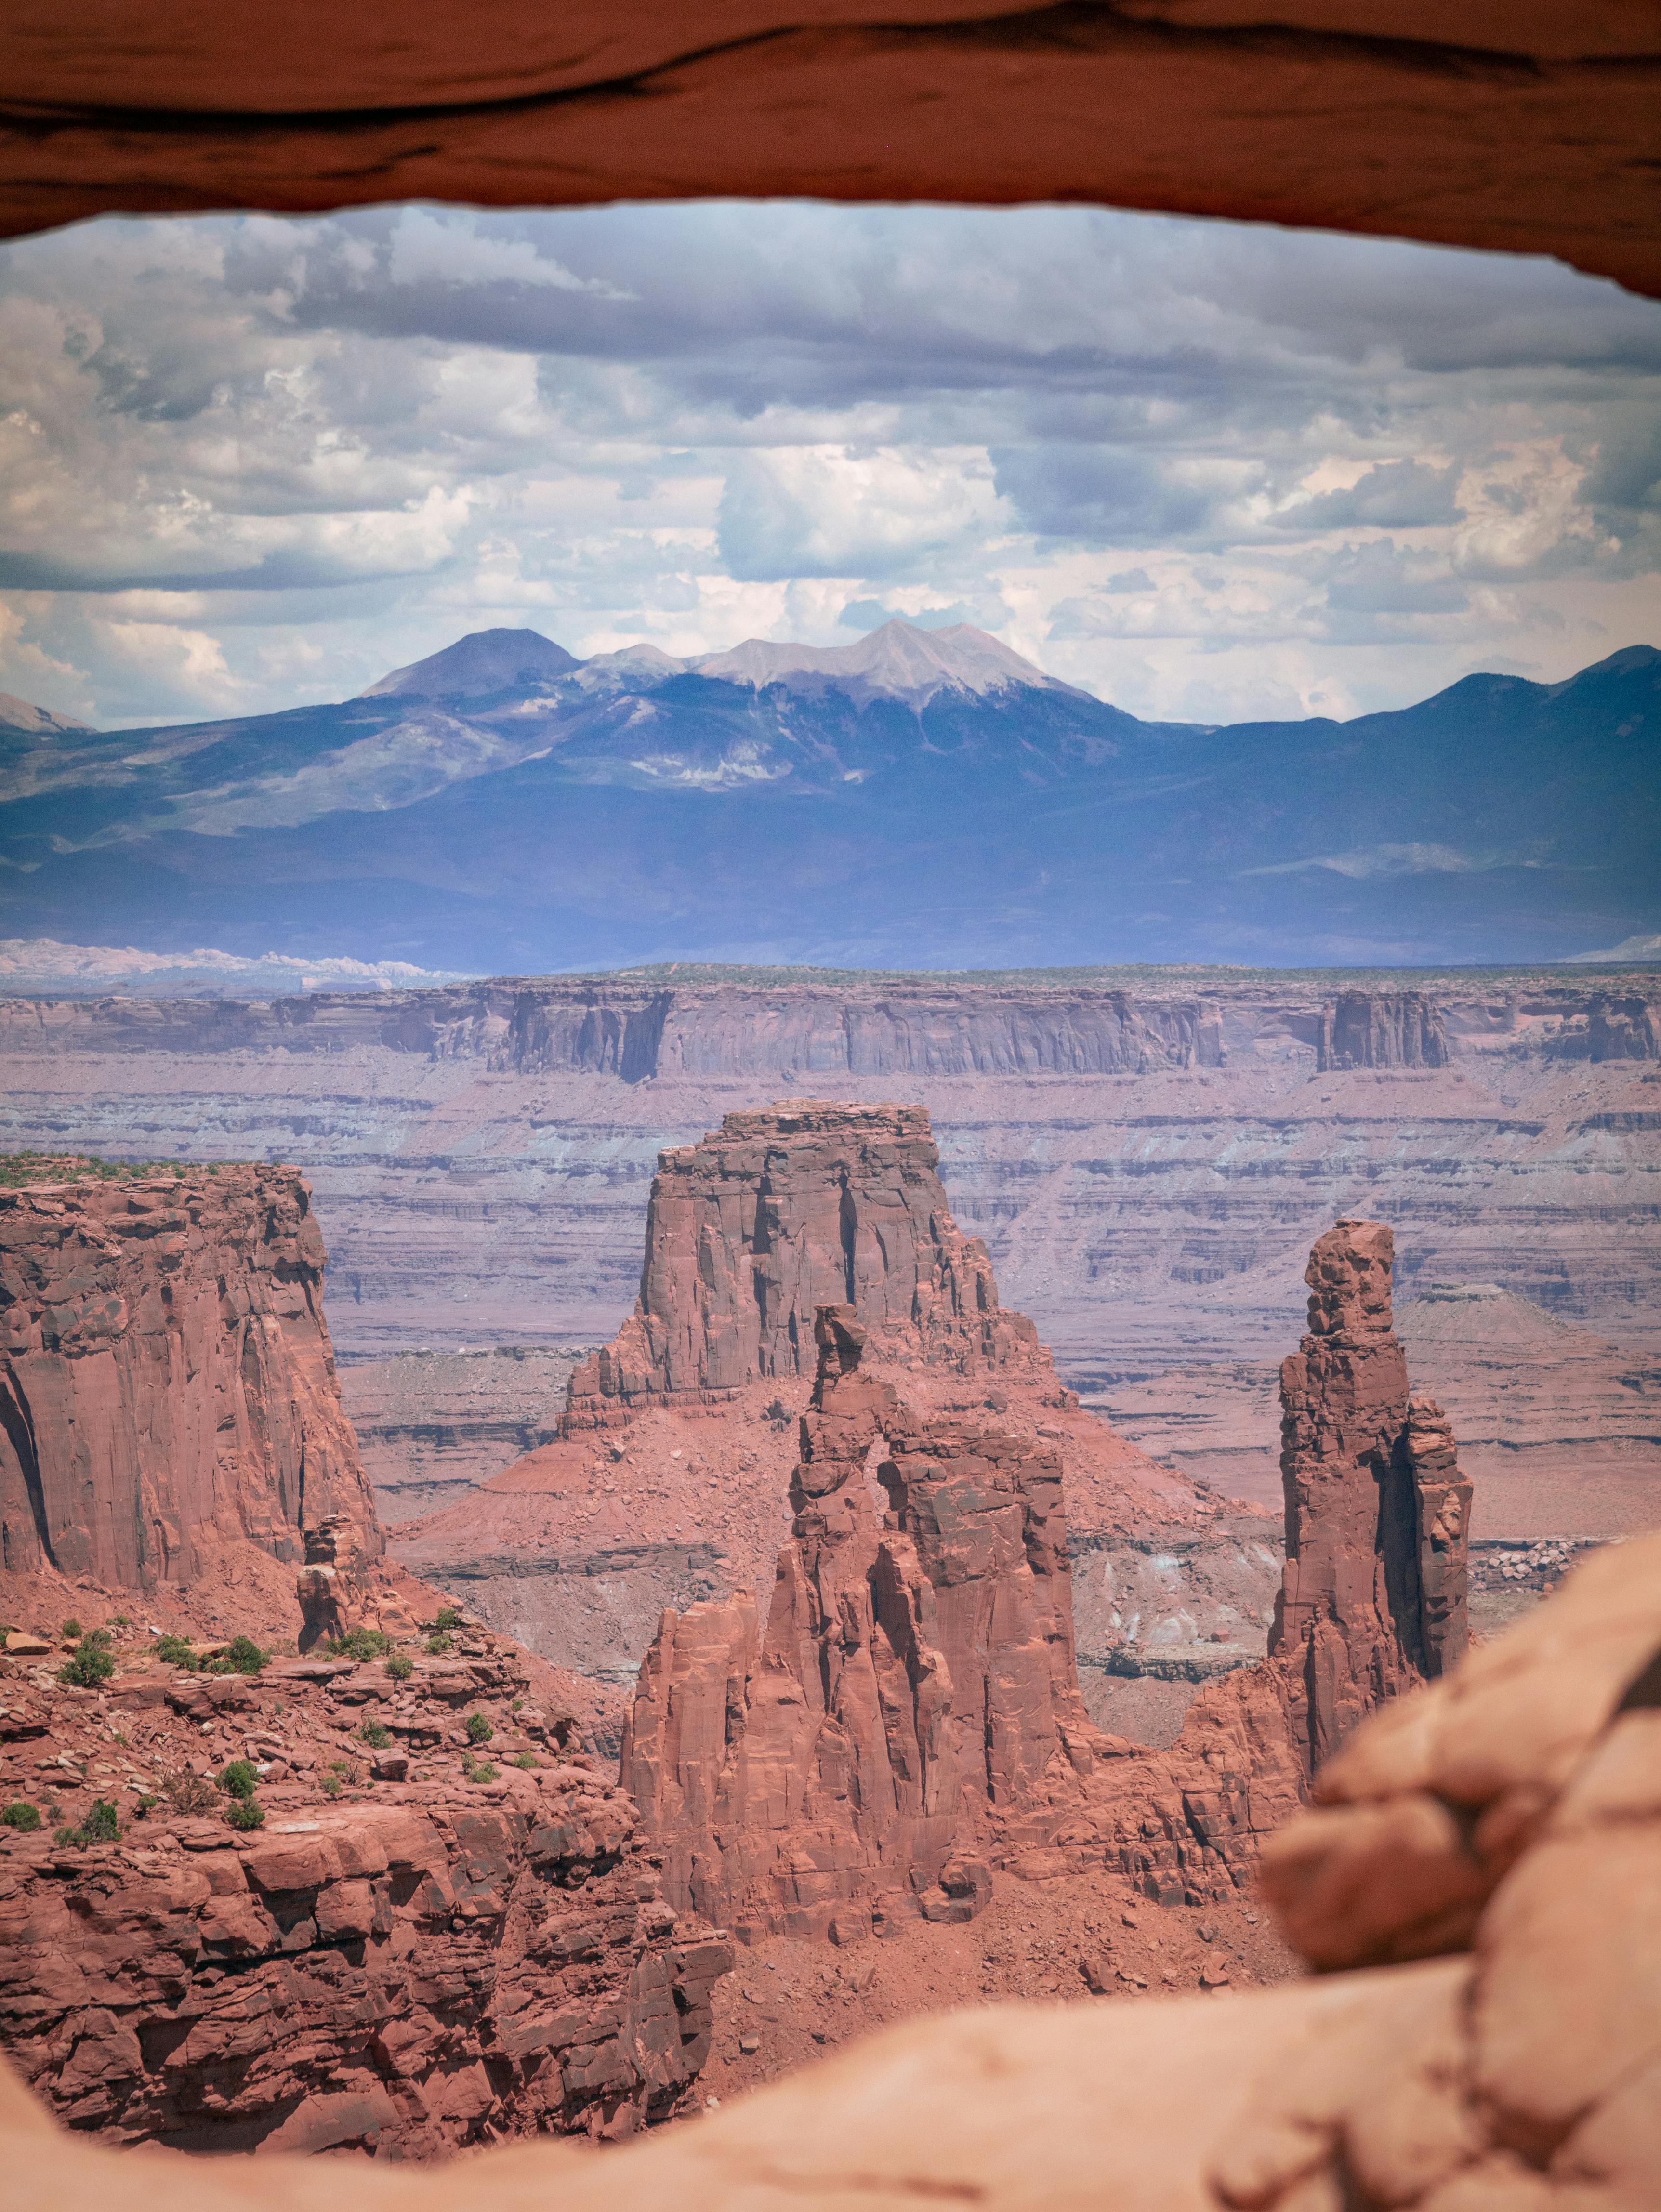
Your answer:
1,199 -> 1658,731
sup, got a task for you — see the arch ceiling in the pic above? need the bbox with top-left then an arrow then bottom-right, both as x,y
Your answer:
0,1 -> 1658,294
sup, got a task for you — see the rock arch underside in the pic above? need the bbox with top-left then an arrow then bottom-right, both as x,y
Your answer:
0,3 -> 1657,299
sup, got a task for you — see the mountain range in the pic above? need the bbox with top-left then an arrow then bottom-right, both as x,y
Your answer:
2,621 -> 1656,975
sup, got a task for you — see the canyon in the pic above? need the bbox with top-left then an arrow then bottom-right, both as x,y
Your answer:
0,1158 -> 734,2148
2,965 -> 1654,1567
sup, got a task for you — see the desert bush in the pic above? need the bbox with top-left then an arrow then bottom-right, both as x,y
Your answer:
61,1617 -> 82,1638
158,1767 -> 217,1815
326,1626 -> 391,1662
55,1798 -> 121,1847
59,1633 -> 116,1689
461,1752 -> 497,1784
465,1711 -> 493,1745
1,1801 -> 41,1831
385,1651 -> 414,1680
434,1606 -> 463,1632
208,1634 -> 269,1676
216,1758 -> 259,1802
511,1751 -> 539,1770
154,1633 -> 199,1670
225,1799 -> 265,1831
424,1631 -> 452,1655
359,1719 -> 392,1750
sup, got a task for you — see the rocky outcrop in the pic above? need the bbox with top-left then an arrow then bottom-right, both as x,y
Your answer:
0,1613 -> 730,2150
0,1165 -> 379,1588
562,1101 -> 1052,1429
1271,1221 -> 1472,1767
622,1307 -> 1103,1939
1316,990 -> 1449,1070
7,1496 -> 1653,2211
1582,992 -> 1661,1061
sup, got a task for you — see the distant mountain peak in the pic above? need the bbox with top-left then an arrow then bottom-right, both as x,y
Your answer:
689,618 -> 1080,705
0,691 -> 95,738
362,627 -> 580,701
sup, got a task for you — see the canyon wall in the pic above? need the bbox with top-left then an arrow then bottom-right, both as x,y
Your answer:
2,967 -> 1655,1550
0,1165 -> 379,1588
0,1615 -> 730,2150
624,1222 -> 1473,1929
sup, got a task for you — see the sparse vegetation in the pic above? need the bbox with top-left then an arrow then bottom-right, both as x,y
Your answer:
465,1711 -> 493,1746
425,1632 -> 452,1655
321,1775 -> 343,1799
0,1151 -> 230,1188
158,1768 -> 217,1815
217,1758 -> 260,1801
225,1799 -> 266,1831
154,1632 -> 199,1670
207,1634 -> 269,1676
386,1653 -> 414,1681
326,1626 -> 391,1662
135,1793 -> 159,1817
55,1799 -> 121,1848
2,1801 -> 41,1831
59,1631 -> 116,1688
359,1719 -> 392,1750
511,1751 -> 539,1771
433,1606 -> 463,1632
461,1752 -> 497,1784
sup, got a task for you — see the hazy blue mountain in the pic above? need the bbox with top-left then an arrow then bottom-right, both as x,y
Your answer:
2,622 -> 1655,973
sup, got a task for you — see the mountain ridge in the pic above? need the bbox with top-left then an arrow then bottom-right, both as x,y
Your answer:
0,624 -> 1654,972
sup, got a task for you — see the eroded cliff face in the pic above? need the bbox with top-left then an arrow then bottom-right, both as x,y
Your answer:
0,1613 -> 730,2150
621,1309 -> 1100,1939
0,1166 -> 378,1589
1272,1221 -> 1473,1766
1316,990 -> 1449,1070
564,1100 -> 1048,1429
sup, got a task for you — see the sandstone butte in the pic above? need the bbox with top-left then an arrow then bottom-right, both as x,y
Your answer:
7,1516 -> 1658,2207
621,1216 -> 1474,1938
0,1159 -> 735,2149
392,1100 -> 1277,1742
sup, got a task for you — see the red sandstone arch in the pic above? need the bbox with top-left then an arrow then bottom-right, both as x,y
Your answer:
1,2 -> 1658,294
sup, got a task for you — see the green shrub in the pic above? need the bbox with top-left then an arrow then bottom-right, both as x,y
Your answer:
208,1634 -> 268,1676
385,1652 -> 414,1681
61,1617 -> 82,1639
135,1793 -> 159,1817
511,1751 -> 539,1771
359,1719 -> 392,1750
326,1626 -> 391,1663
434,1606 -> 463,1632
111,1613 -> 131,1629
59,1633 -> 116,1689
1,1801 -> 41,1831
154,1633 -> 199,1671
54,1799 -> 121,1848
424,1632 -> 452,1656
216,1758 -> 260,1802
465,1711 -> 493,1746
461,1753 -> 497,1784
225,1798 -> 265,1831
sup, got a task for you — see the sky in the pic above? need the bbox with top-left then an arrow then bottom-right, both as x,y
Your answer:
1,199 -> 1659,731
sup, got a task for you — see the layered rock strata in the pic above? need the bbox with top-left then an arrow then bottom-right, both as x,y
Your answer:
1316,990 -> 1449,1071
0,1165 -> 379,1587
562,1100 -> 1050,1430
622,1307 -> 1101,1938
0,1614 -> 730,2150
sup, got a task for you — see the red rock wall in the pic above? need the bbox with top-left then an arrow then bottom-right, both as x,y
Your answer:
0,1621 -> 730,2150
563,1101 -> 1049,1428
1317,991 -> 1450,1071
621,1308 -> 1101,1937
0,1167 -> 379,1589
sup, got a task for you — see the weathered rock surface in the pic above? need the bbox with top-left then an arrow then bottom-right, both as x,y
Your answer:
339,1346 -> 580,1524
622,1307 -> 1101,1937
563,1100 -> 1048,1428
3,1449 -> 1650,2210
395,1102 -> 1247,1722
1317,989 -> 1449,1071
0,1164 -> 379,1588
0,1612 -> 730,2151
